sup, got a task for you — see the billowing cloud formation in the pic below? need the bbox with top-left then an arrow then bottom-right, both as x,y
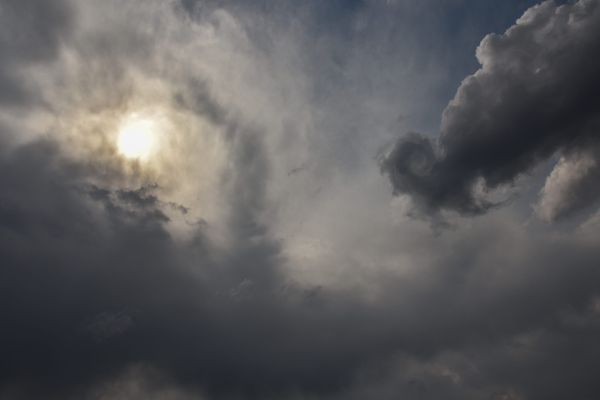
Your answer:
381,0 -> 600,220
2,0 -> 600,399
3,136 -> 600,400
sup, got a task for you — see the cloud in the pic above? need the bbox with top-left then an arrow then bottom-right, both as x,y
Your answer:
381,0 -> 600,219
2,136 -> 600,400
85,311 -> 135,342
537,141 -> 600,221
0,0 -> 73,106
2,0 -> 600,399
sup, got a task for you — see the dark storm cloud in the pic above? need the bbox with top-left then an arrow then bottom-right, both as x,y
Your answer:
0,136 -> 396,399
2,137 -> 600,400
381,0 -> 600,219
0,131 -> 397,399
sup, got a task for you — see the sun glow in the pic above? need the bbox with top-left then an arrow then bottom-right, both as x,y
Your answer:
117,114 -> 158,160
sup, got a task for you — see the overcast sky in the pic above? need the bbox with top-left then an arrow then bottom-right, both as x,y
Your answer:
1,0 -> 600,399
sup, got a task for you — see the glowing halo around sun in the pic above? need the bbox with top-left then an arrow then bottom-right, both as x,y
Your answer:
117,114 -> 159,160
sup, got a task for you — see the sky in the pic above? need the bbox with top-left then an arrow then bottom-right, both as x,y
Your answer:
1,0 -> 600,399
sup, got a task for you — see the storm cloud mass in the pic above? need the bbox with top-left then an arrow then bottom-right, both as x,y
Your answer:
1,1 -> 600,399
381,0 -> 600,220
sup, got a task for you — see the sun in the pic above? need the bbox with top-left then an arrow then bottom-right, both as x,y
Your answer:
117,114 -> 158,160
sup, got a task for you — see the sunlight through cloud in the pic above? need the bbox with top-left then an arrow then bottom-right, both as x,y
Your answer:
117,113 -> 159,160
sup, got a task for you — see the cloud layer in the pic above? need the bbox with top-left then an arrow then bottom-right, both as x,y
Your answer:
1,0 -> 600,399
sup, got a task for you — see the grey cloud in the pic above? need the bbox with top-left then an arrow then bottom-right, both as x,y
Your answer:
381,0 -> 600,219
537,142 -> 600,221
85,311 -> 135,342
0,134 -> 391,399
2,137 -> 600,400
379,132 -> 494,215
173,79 -> 230,126
0,0 -> 73,105
2,0 -> 600,399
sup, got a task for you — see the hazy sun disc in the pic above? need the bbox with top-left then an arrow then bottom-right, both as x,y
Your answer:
117,114 -> 158,160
